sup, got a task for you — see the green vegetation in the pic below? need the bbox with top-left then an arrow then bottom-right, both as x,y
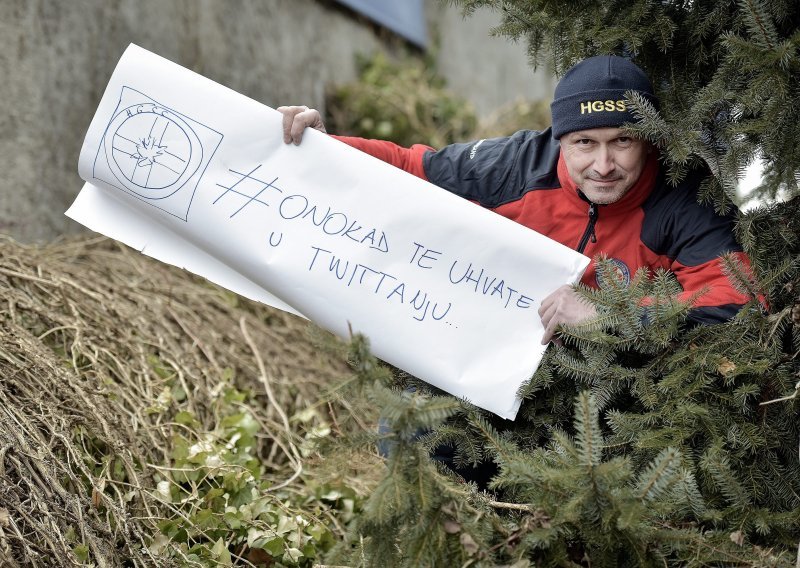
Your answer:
0,237 -> 374,567
326,51 -> 551,147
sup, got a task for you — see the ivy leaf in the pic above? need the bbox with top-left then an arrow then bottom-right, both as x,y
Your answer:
276,514 -> 298,535
223,511 -> 243,529
211,538 -> 232,565
263,536 -> 286,557
307,523 -> 329,541
191,508 -> 215,529
286,547 -> 304,562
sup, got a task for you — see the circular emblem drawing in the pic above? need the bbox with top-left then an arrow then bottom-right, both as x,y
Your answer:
595,258 -> 631,288
104,103 -> 203,199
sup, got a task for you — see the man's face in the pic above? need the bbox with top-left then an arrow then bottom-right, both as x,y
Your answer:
560,127 -> 650,205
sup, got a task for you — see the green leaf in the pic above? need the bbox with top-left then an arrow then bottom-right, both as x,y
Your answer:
223,387 -> 246,404
223,511 -> 243,530
191,508 -> 216,529
263,536 -> 285,557
174,410 -> 198,426
221,412 -> 259,437
205,487 -> 225,501
307,523 -> 328,541
211,538 -> 232,566
64,526 -> 76,543
72,544 -> 90,562
286,547 -> 304,563
276,513 -> 298,535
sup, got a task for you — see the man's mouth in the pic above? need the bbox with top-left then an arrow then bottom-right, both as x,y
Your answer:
589,177 -> 621,185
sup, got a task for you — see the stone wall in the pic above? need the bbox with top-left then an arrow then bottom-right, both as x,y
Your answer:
0,0 -> 554,242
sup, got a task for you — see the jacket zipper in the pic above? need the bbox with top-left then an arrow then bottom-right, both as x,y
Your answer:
577,202 -> 598,253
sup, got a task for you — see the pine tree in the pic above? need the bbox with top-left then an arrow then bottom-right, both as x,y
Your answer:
324,1 -> 800,565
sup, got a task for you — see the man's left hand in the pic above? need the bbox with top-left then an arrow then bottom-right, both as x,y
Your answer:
538,285 -> 598,345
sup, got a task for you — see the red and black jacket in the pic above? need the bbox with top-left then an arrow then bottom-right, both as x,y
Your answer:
334,129 -> 755,325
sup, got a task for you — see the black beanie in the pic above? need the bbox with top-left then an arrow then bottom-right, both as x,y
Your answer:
550,55 -> 657,140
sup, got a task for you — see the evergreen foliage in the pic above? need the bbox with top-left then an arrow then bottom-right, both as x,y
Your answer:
322,1 -> 800,565
328,259 -> 798,566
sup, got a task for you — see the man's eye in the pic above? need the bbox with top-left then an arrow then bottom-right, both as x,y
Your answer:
577,139 -> 592,145
616,137 -> 632,145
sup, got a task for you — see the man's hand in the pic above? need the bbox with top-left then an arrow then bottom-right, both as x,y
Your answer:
277,105 -> 326,145
538,285 -> 598,345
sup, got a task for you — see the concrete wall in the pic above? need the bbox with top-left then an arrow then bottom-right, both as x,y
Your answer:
432,5 -> 554,116
0,0 -> 554,242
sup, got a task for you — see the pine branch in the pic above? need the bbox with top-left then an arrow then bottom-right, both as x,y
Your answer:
574,392 -> 604,468
675,468 -> 709,518
635,447 -> 682,503
700,444 -> 752,509
720,252 -> 764,300
738,0 -> 778,50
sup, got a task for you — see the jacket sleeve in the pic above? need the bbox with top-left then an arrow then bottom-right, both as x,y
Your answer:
421,130 -> 560,207
331,135 -> 432,180
672,254 -> 756,325
643,174 -> 759,325
333,131 -> 561,207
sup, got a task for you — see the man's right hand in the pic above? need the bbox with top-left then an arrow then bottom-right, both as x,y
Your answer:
277,105 -> 326,145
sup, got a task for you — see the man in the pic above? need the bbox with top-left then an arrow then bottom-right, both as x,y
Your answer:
279,55 -> 756,343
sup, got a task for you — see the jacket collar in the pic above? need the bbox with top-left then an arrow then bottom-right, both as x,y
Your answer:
556,150 -> 660,214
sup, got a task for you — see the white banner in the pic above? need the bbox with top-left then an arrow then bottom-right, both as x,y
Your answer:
67,44 -> 589,419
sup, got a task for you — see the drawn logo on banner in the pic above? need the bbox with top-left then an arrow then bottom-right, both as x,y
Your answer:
92,87 -> 223,220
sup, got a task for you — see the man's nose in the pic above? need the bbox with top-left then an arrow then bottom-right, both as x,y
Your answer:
593,146 -> 615,176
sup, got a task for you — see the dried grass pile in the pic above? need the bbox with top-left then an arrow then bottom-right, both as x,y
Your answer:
0,235 -> 371,567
